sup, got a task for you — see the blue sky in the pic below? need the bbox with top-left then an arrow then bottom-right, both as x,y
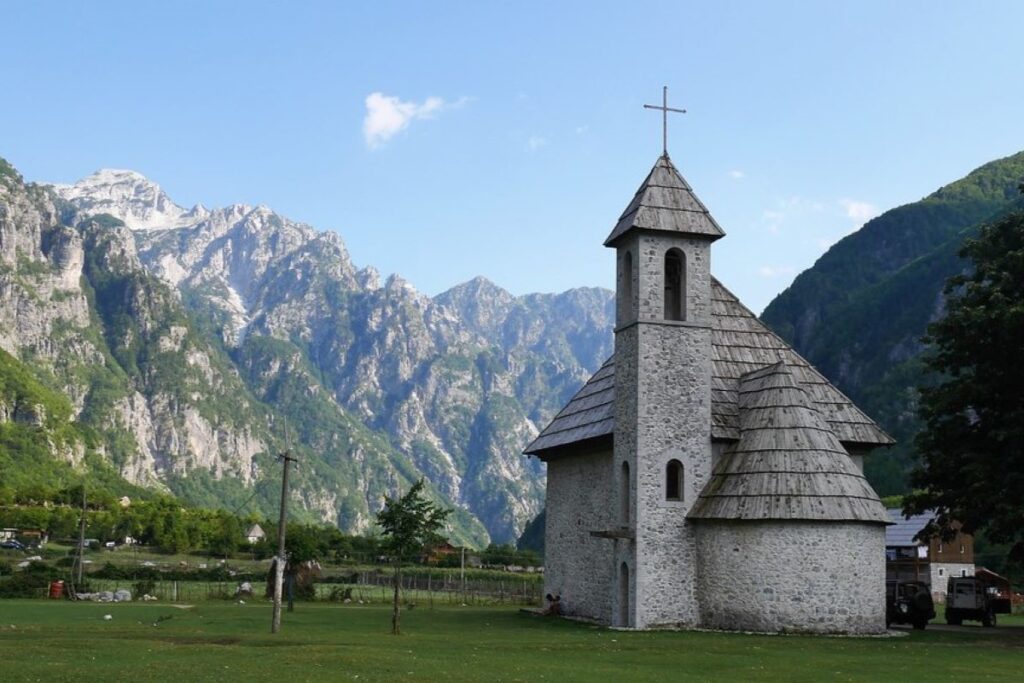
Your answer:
3,1 -> 1022,312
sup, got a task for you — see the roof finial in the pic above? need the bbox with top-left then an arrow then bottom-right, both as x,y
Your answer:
643,85 -> 686,158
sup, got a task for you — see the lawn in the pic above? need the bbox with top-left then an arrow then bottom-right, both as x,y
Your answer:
0,600 -> 1021,682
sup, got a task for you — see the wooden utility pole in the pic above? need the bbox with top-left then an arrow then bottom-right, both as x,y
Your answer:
76,486 -> 87,586
271,447 -> 296,634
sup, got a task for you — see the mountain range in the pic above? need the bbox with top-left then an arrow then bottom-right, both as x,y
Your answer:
0,158 -> 614,545
3,149 -> 1022,545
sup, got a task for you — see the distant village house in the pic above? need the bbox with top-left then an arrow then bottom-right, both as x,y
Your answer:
885,509 -> 975,601
245,523 -> 266,544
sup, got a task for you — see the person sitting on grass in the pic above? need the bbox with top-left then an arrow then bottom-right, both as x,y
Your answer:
542,593 -> 562,616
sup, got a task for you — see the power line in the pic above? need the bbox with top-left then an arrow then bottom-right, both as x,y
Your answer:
229,477 -> 277,518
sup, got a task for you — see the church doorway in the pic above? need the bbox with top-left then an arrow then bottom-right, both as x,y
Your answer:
618,562 -> 630,627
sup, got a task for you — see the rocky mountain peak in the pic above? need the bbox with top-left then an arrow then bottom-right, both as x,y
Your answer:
435,276 -> 516,338
52,168 -> 193,231
18,160 -> 615,543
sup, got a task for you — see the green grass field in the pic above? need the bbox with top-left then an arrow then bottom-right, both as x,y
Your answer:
0,600 -> 1021,682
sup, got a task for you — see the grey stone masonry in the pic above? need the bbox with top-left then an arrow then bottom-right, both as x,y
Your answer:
614,230 -> 714,628
696,520 -> 887,634
543,449 -> 614,623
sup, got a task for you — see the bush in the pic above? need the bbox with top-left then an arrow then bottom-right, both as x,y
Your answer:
134,578 -> 156,597
326,586 -> 353,602
0,563 -> 60,598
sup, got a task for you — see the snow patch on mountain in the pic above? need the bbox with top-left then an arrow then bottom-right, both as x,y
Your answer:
52,169 -> 200,231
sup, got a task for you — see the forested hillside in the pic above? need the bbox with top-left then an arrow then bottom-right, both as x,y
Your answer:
761,151 -> 1024,493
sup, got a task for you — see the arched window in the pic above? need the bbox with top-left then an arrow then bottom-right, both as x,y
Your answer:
666,459 -> 684,501
619,250 -> 633,323
664,249 -> 685,321
620,461 -> 630,524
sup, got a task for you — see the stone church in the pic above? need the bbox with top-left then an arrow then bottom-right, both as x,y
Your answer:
524,153 -> 893,633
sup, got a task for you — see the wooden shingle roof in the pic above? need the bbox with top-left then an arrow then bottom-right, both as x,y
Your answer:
604,155 -> 726,246
523,278 -> 893,457
687,362 -> 890,523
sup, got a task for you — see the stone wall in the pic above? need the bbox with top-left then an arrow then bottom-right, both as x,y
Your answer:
543,449 -> 614,623
631,322 -> 711,628
695,519 -> 886,634
614,231 -> 714,629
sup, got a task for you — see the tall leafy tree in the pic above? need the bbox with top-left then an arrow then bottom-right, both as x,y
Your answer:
376,479 -> 450,635
905,200 -> 1024,561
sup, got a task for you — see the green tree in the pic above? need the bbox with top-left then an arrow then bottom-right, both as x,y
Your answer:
905,202 -> 1024,561
285,523 -> 324,564
376,479 -> 450,635
209,513 -> 243,558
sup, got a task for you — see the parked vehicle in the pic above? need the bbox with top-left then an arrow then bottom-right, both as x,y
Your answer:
0,539 -> 26,550
946,576 -> 1011,627
886,580 -> 935,629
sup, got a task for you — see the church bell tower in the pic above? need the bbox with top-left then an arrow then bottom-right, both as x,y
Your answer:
606,147 -> 725,628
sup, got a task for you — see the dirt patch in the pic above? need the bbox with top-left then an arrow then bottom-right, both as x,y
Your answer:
160,636 -> 242,646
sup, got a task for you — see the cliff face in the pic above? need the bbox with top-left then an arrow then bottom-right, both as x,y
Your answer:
0,159 -> 616,543
1,160 -> 272,496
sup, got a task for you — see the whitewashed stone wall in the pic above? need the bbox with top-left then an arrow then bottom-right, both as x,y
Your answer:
543,449 -> 614,622
695,520 -> 887,634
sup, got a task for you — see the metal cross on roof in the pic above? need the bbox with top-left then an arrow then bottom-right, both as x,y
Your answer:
643,86 -> 686,157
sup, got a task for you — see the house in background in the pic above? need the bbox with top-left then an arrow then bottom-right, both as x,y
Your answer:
1,527 -> 48,547
245,523 -> 266,545
886,509 -> 975,601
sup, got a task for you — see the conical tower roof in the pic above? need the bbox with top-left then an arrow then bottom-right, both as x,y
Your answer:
688,361 -> 889,523
604,154 -> 725,246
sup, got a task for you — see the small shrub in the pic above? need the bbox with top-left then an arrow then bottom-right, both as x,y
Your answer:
134,578 -> 156,597
0,563 -> 59,598
327,586 -> 353,602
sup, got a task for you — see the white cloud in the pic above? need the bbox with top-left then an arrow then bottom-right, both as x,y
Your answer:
839,198 -> 880,226
762,209 -> 783,234
757,265 -> 797,278
785,196 -> 824,212
760,195 -> 824,235
527,135 -> 548,152
362,92 -> 468,149
575,125 -> 589,135
728,170 -> 745,180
